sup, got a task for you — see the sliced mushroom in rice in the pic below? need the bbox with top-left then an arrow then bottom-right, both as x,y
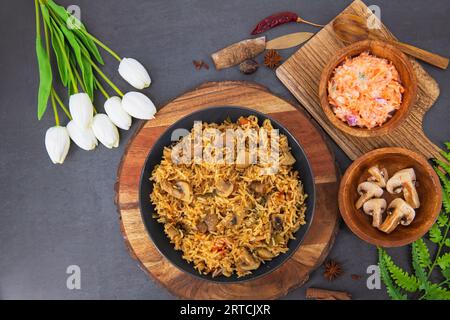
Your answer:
215,178 -> 234,197
204,212 -> 219,232
249,181 -> 266,194
237,248 -> 261,271
196,221 -> 208,233
165,225 -> 180,239
160,180 -> 193,203
256,248 -> 276,260
280,151 -> 296,166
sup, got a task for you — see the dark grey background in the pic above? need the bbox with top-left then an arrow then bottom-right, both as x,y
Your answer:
0,0 -> 449,299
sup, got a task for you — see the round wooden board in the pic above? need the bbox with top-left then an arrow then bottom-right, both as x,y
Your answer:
115,81 -> 340,299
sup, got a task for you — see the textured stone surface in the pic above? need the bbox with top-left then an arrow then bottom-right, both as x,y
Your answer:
0,0 -> 448,299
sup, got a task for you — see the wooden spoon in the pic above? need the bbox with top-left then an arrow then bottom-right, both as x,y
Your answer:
333,14 -> 449,69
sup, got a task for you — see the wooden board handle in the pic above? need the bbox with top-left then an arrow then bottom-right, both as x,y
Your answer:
385,39 -> 449,70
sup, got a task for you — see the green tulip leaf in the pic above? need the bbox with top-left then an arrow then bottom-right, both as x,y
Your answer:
36,32 -> 52,120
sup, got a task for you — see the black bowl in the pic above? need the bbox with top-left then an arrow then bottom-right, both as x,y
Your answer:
139,106 -> 315,283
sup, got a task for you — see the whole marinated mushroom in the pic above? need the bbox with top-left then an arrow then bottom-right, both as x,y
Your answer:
355,181 -> 384,209
386,168 -> 420,208
367,165 -> 389,188
363,198 -> 387,228
378,198 -> 416,234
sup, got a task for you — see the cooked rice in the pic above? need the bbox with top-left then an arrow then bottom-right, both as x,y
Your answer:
149,115 -> 307,277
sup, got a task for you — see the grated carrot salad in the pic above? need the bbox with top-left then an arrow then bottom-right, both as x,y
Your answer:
328,51 -> 404,129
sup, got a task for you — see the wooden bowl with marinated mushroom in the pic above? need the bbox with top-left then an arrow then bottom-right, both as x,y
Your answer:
339,147 -> 442,247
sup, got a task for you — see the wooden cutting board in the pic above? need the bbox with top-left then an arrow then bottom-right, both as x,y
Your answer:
276,0 -> 444,161
115,81 -> 340,299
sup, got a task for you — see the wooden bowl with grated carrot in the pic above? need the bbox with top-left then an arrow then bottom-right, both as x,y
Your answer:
319,40 -> 417,137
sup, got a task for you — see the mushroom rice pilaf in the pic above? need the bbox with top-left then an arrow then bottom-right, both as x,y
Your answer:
149,116 -> 307,277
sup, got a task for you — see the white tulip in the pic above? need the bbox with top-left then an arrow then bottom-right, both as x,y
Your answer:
104,96 -> 132,130
67,120 -> 98,151
92,114 -> 119,148
69,93 -> 94,129
118,58 -> 151,89
45,126 -> 70,164
122,92 -> 156,120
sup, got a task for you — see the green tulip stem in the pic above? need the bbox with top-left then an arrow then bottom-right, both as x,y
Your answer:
82,31 -> 121,62
87,55 -> 124,97
94,77 -> 110,100
72,65 -> 86,93
51,88 -> 72,120
35,0 -> 41,38
50,90 -> 60,126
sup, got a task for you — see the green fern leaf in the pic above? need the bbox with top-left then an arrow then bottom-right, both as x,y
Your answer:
383,249 -> 419,292
437,213 -> 449,227
443,190 -> 450,214
435,159 -> 450,176
429,224 -> 443,244
445,142 -> 450,151
441,150 -> 450,162
437,252 -> 450,270
435,168 -> 450,195
423,284 -> 450,300
412,241 -> 429,293
442,267 -> 450,280
412,239 -> 432,270
378,248 -> 407,300
445,239 -> 450,248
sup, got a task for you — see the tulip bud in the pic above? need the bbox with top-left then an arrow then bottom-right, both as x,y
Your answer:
104,96 -> 132,130
67,120 -> 98,151
69,93 -> 94,129
122,92 -> 156,120
118,58 -> 151,89
45,126 -> 70,164
92,114 -> 119,148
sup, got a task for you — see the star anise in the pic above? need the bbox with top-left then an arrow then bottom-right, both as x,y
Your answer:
264,49 -> 283,69
323,259 -> 343,281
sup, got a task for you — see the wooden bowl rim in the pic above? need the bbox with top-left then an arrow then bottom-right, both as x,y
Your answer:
338,147 -> 442,247
319,40 -> 418,138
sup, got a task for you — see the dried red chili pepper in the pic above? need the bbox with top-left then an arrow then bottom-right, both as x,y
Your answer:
251,11 -> 323,35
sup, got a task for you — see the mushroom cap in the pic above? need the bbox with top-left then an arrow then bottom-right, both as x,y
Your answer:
215,178 -> 234,197
357,181 -> 384,196
363,198 -> 387,215
280,151 -> 296,166
378,198 -> 416,234
355,181 -> 384,209
161,180 -> 193,203
368,165 -> 389,188
386,168 -> 416,194
249,181 -> 266,194
237,248 -> 261,271
388,198 -> 416,226
363,198 -> 387,228
402,180 -> 421,209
